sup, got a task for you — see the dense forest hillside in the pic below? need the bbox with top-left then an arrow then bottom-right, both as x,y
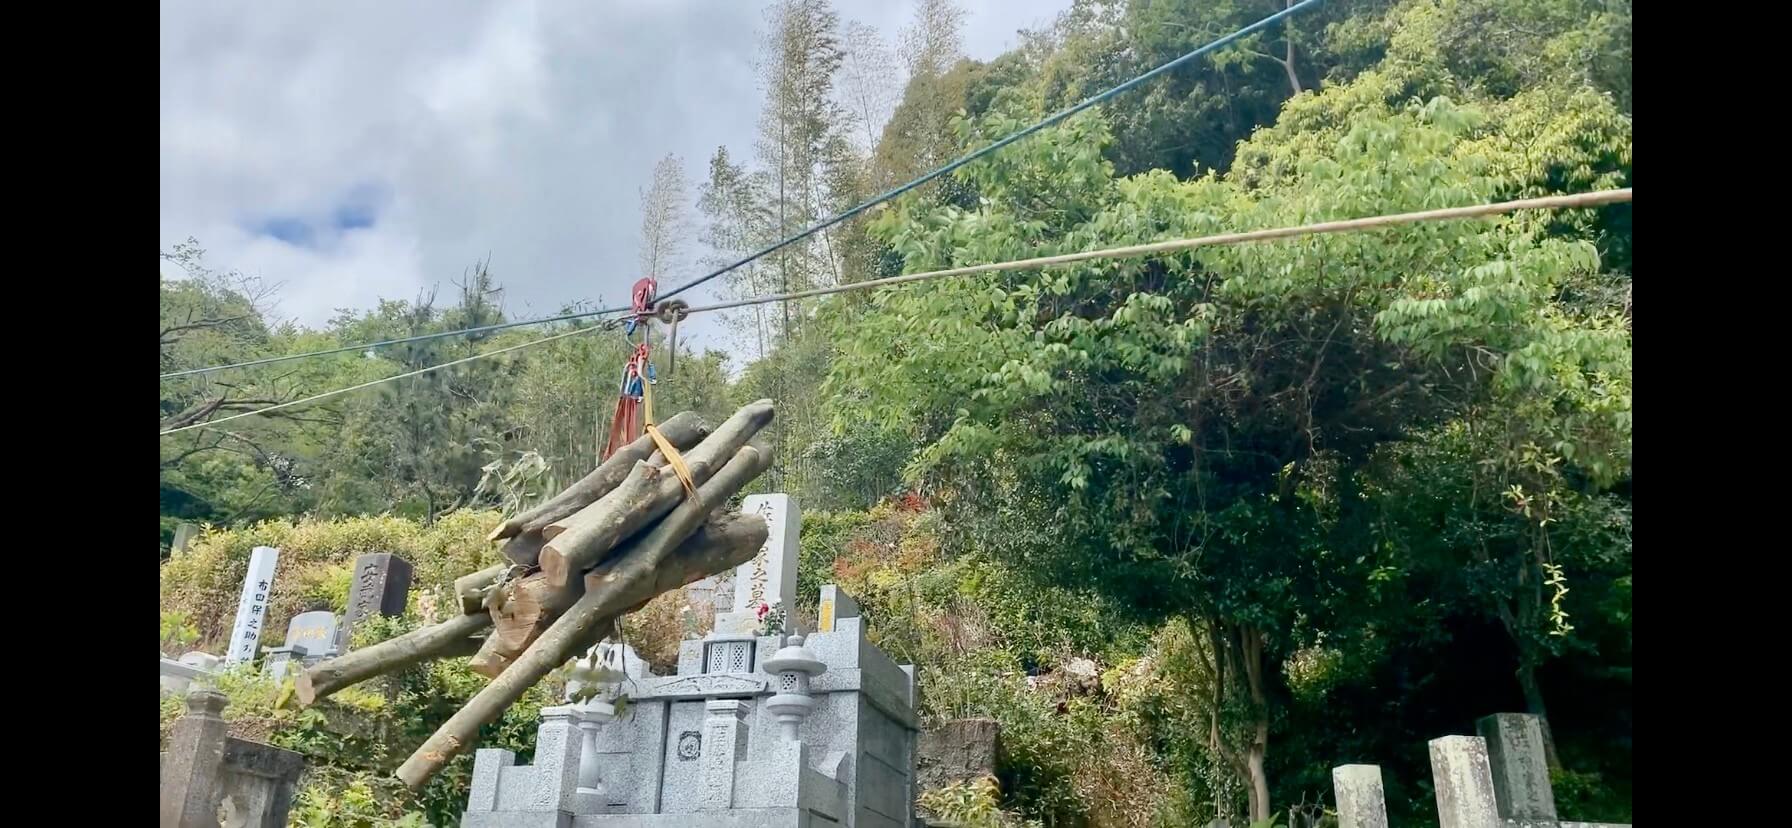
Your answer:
160,0 -> 1631,824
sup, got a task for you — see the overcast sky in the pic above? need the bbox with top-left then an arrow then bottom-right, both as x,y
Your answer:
159,0 -> 1069,359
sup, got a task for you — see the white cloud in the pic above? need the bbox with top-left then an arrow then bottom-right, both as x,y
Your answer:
159,0 -> 1068,354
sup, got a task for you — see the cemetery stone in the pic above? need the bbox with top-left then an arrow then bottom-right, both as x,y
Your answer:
335,552 -> 413,653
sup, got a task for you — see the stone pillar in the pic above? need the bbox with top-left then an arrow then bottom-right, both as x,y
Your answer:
226,546 -> 280,664
1428,735 -> 1501,828
525,706 -> 585,812
466,749 -> 517,813
818,585 -> 860,633
714,494 -> 800,634
172,522 -> 199,554
161,689 -> 230,828
1477,713 -> 1558,822
1331,764 -> 1389,828
699,699 -> 750,810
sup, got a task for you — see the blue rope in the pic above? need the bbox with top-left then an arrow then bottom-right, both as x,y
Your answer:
162,0 -> 1321,380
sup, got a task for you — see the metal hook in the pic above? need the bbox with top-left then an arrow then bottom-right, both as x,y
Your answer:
654,299 -> 690,377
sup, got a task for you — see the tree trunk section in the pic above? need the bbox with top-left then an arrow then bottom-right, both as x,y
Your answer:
486,410 -> 710,547
1517,662 -> 1562,769
1282,0 -> 1303,95
1241,626 -> 1272,824
296,611 -> 491,706
496,532 -> 548,572
1246,745 -> 1270,824
473,511 -> 771,679
454,565 -> 508,615
538,401 -> 774,587
395,444 -> 773,789
470,572 -> 581,678
540,461 -> 663,547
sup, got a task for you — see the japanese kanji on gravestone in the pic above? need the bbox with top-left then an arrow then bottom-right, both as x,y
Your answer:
226,546 -> 280,664
264,610 -> 337,678
285,611 -> 338,657
334,553 -> 413,653
713,494 -> 800,634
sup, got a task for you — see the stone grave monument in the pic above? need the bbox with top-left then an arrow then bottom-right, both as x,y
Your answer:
334,552 -> 413,653
1327,712 -> 1631,828
171,522 -> 200,554
713,493 -> 801,636
160,651 -> 222,697
462,494 -> 919,827
263,610 -> 339,678
225,546 -> 280,664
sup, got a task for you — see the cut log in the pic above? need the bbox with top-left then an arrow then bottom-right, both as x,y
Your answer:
395,443 -> 773,789
295,611 -> 492,707
454,565 -> 509,616
469,571 -> 579,678
497,455 -> 676,566
657,512 -> 769,594
537,400 -> 774,587
470,511 -> 768,678
486,410 -> 709,547
540,460 -> 662,544
496,530 -> 549,571
607,511 -> 770,615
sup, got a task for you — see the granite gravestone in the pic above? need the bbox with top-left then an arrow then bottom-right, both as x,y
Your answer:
171,522 -> 200,554
335,553 -> 413,653
225,547 -> 280,664
714,494 -> 800,635
285,611 -> 338,654
264,611 -> 339,677
460,583 -> 920,827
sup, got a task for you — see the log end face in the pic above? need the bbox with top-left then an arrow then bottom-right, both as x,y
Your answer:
294,672 -> 317,707
744,400 -> 776,428
538,549 -> 569,588
468,648 -> 513,679
395,761 -> 432,793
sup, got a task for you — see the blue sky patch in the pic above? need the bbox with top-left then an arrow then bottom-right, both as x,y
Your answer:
247,180 -> 386,247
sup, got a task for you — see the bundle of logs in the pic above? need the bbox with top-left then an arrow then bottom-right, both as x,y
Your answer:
291,401 -> 778,789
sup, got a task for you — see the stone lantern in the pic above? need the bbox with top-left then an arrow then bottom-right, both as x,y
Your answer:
762,634 -> 826,741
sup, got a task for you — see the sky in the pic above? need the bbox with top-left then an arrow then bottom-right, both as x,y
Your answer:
159,0 -> 1071,359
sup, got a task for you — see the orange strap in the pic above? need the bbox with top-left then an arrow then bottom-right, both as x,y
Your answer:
641,377 -> 699,501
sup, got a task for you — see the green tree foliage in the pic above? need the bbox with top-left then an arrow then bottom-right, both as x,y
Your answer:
160,240 -> 318,549
824,36 -> 1628,819
160,0 -> 1630,822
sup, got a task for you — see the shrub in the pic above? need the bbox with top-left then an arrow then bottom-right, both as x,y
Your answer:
159,510 -> 505,651
161,609 -> 200,654
158,512 -> 554,826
